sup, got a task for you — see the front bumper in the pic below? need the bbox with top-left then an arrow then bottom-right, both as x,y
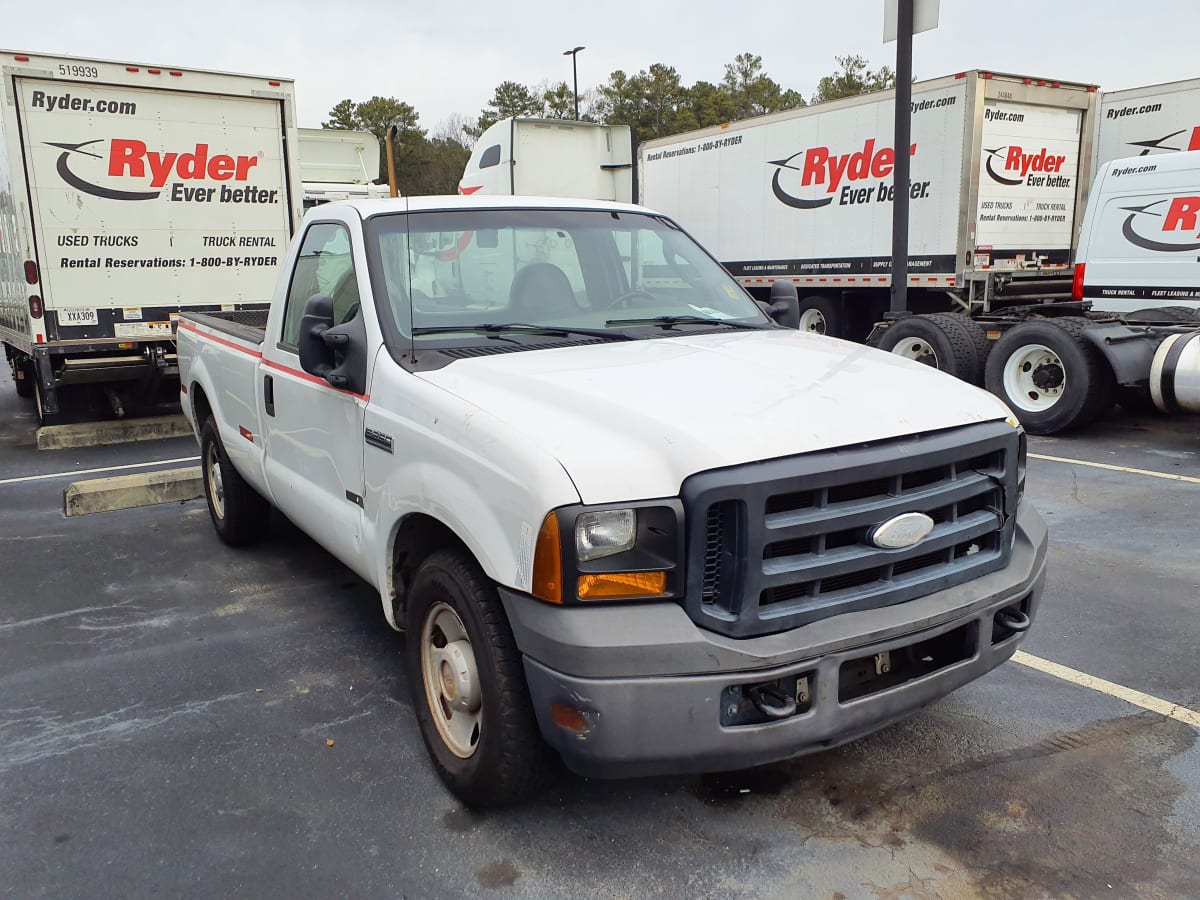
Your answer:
502,503 -> 1047,779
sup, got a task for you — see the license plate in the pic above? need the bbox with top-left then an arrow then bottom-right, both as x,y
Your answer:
58,308 -> 99,326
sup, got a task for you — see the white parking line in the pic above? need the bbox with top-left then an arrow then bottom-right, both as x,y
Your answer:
1014,651 -> 1200,729
0,456 -> 200,486
1029,452 -> 1200,485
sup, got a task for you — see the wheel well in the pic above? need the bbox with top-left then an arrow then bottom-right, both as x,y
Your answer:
191,383 -> 213,429
389,514 -> 474,625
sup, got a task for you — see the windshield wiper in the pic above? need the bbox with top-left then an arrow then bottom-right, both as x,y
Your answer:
412,322 -> 633,341
605,315 -> 768,330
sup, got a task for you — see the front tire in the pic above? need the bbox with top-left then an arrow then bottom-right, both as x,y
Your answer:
985,317 -> 1115,434
405,549 -> 555,808
200,416 -> 271,546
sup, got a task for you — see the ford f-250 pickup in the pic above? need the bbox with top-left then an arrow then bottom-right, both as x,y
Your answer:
178,195 -> 1047,807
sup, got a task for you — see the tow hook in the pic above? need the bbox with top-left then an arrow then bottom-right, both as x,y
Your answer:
747,684 -> 797,720
995,608 -> 1031,633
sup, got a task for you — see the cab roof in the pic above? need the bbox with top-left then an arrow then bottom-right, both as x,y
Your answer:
336,194 -> 654,218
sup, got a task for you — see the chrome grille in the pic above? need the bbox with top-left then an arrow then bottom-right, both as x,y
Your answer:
683,422 -> 1018,638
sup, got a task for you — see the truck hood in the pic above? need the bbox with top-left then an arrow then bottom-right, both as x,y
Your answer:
418,329 -> 1013,504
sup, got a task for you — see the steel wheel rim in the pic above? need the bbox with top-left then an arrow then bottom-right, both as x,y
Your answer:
798,308 -> 827,334
1003,342 -> 1065,412
421,601 -> 482,759
206,442 -> 225,520
892,337 -> 939,367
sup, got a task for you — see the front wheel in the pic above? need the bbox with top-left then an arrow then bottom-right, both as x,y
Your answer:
985,317 -> 1115,434
405,549 -> 556,808
200,416 -> 271,546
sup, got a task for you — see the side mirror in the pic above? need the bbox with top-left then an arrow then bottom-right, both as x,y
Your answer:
297,293 -> 369,395
767,281 -> 800,329
298,293 -> 335,378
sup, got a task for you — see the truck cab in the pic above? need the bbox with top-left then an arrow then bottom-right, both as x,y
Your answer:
178,196 -> 1047,808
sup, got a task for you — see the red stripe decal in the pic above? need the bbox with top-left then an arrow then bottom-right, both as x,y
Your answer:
459,185 -> 483,195
239,426 -> 254,443
177,320 -> 262,358
261,358 -> 370,402
180,384 -> 188,395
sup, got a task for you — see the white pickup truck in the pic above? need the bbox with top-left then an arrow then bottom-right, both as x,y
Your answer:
178,195 -> 1047,807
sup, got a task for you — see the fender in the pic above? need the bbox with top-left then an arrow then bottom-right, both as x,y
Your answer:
1081,323 -> 1162,386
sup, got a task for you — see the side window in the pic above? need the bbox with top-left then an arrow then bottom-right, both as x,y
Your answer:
281,223 -> 359,347
479,144 -> 502,169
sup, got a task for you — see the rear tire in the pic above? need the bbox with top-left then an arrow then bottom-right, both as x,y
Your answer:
1125,305 -> 1198,323
985,317 -> 1115,434
200,416 -> 271,546
405,549 -> 556,808
877,313 -> 983,383
796,295 -> 841,338
13,360 -> 34,399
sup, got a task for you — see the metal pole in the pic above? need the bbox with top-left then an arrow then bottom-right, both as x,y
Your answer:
890,0 -> 913,313
564,46 -> 585,120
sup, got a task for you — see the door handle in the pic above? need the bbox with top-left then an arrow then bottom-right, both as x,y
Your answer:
264,374 -> 275,417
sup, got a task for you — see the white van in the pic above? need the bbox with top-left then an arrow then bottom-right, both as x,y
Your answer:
1073,149 -> 1200,316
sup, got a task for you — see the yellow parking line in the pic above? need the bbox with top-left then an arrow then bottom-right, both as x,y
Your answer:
1013,651 -> 1200,729
1028,453 -> 1200,485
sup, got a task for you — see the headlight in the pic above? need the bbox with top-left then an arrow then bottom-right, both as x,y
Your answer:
531,502 -> 684,605
575,509 -> 636,561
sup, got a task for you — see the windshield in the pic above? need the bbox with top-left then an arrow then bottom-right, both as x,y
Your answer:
363,208 -> 769,344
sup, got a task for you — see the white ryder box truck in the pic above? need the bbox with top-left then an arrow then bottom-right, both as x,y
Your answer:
639,71 -> 1098,341
0,49 -> 302,424
1095,77 -> 1200,171
297,127 -> 389,208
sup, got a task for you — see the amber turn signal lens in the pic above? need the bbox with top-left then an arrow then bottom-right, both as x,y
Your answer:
531,512 -> 563,605
577,571 -> 666,600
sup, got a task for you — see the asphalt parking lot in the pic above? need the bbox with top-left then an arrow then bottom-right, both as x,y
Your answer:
2,369 -> 1198,899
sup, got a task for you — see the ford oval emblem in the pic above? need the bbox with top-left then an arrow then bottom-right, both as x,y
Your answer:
870,512 -> 935,550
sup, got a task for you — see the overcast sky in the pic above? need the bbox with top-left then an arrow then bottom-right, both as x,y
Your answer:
7,1 -> 1198,133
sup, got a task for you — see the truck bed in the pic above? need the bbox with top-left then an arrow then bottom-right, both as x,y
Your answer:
182,310 -> 270,347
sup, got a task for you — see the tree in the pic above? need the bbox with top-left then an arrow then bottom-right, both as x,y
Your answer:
721,52 -> 806,120
467,80 -> 544,139
541,81 -> 576,120
811,54 -> 897,104
322,96 -> 426,190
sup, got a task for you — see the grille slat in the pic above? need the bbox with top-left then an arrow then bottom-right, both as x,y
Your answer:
761,509 -> 1002,581
686,422 -> 1018,639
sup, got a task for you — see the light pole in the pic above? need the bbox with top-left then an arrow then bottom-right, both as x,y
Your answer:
563,45 -> 585,120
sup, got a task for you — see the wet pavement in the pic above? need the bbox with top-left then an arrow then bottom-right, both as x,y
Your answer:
1,366 -> 1197,899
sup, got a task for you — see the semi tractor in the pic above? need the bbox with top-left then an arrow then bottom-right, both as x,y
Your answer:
0,49 -> 302,424
459,117 -> 633,202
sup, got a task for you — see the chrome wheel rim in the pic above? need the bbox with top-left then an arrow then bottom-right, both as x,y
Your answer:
1003,342 -> 1065,412
421,601 -> 482,759
892,337 -> 939,367
798,308 -> 827,334
206,442 -> 225,520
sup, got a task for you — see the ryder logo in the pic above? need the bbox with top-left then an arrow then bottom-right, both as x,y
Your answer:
768,140 -> 925,210
1120,197 -> 1200,252
46,138 -> 264,202
983,146 -> 1071,188
1126,127 -> 1200,156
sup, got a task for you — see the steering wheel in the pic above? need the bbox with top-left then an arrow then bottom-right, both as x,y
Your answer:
610,290 -> 658,310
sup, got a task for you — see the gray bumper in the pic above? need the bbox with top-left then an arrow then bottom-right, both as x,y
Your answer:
502,504 -> 1048,779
